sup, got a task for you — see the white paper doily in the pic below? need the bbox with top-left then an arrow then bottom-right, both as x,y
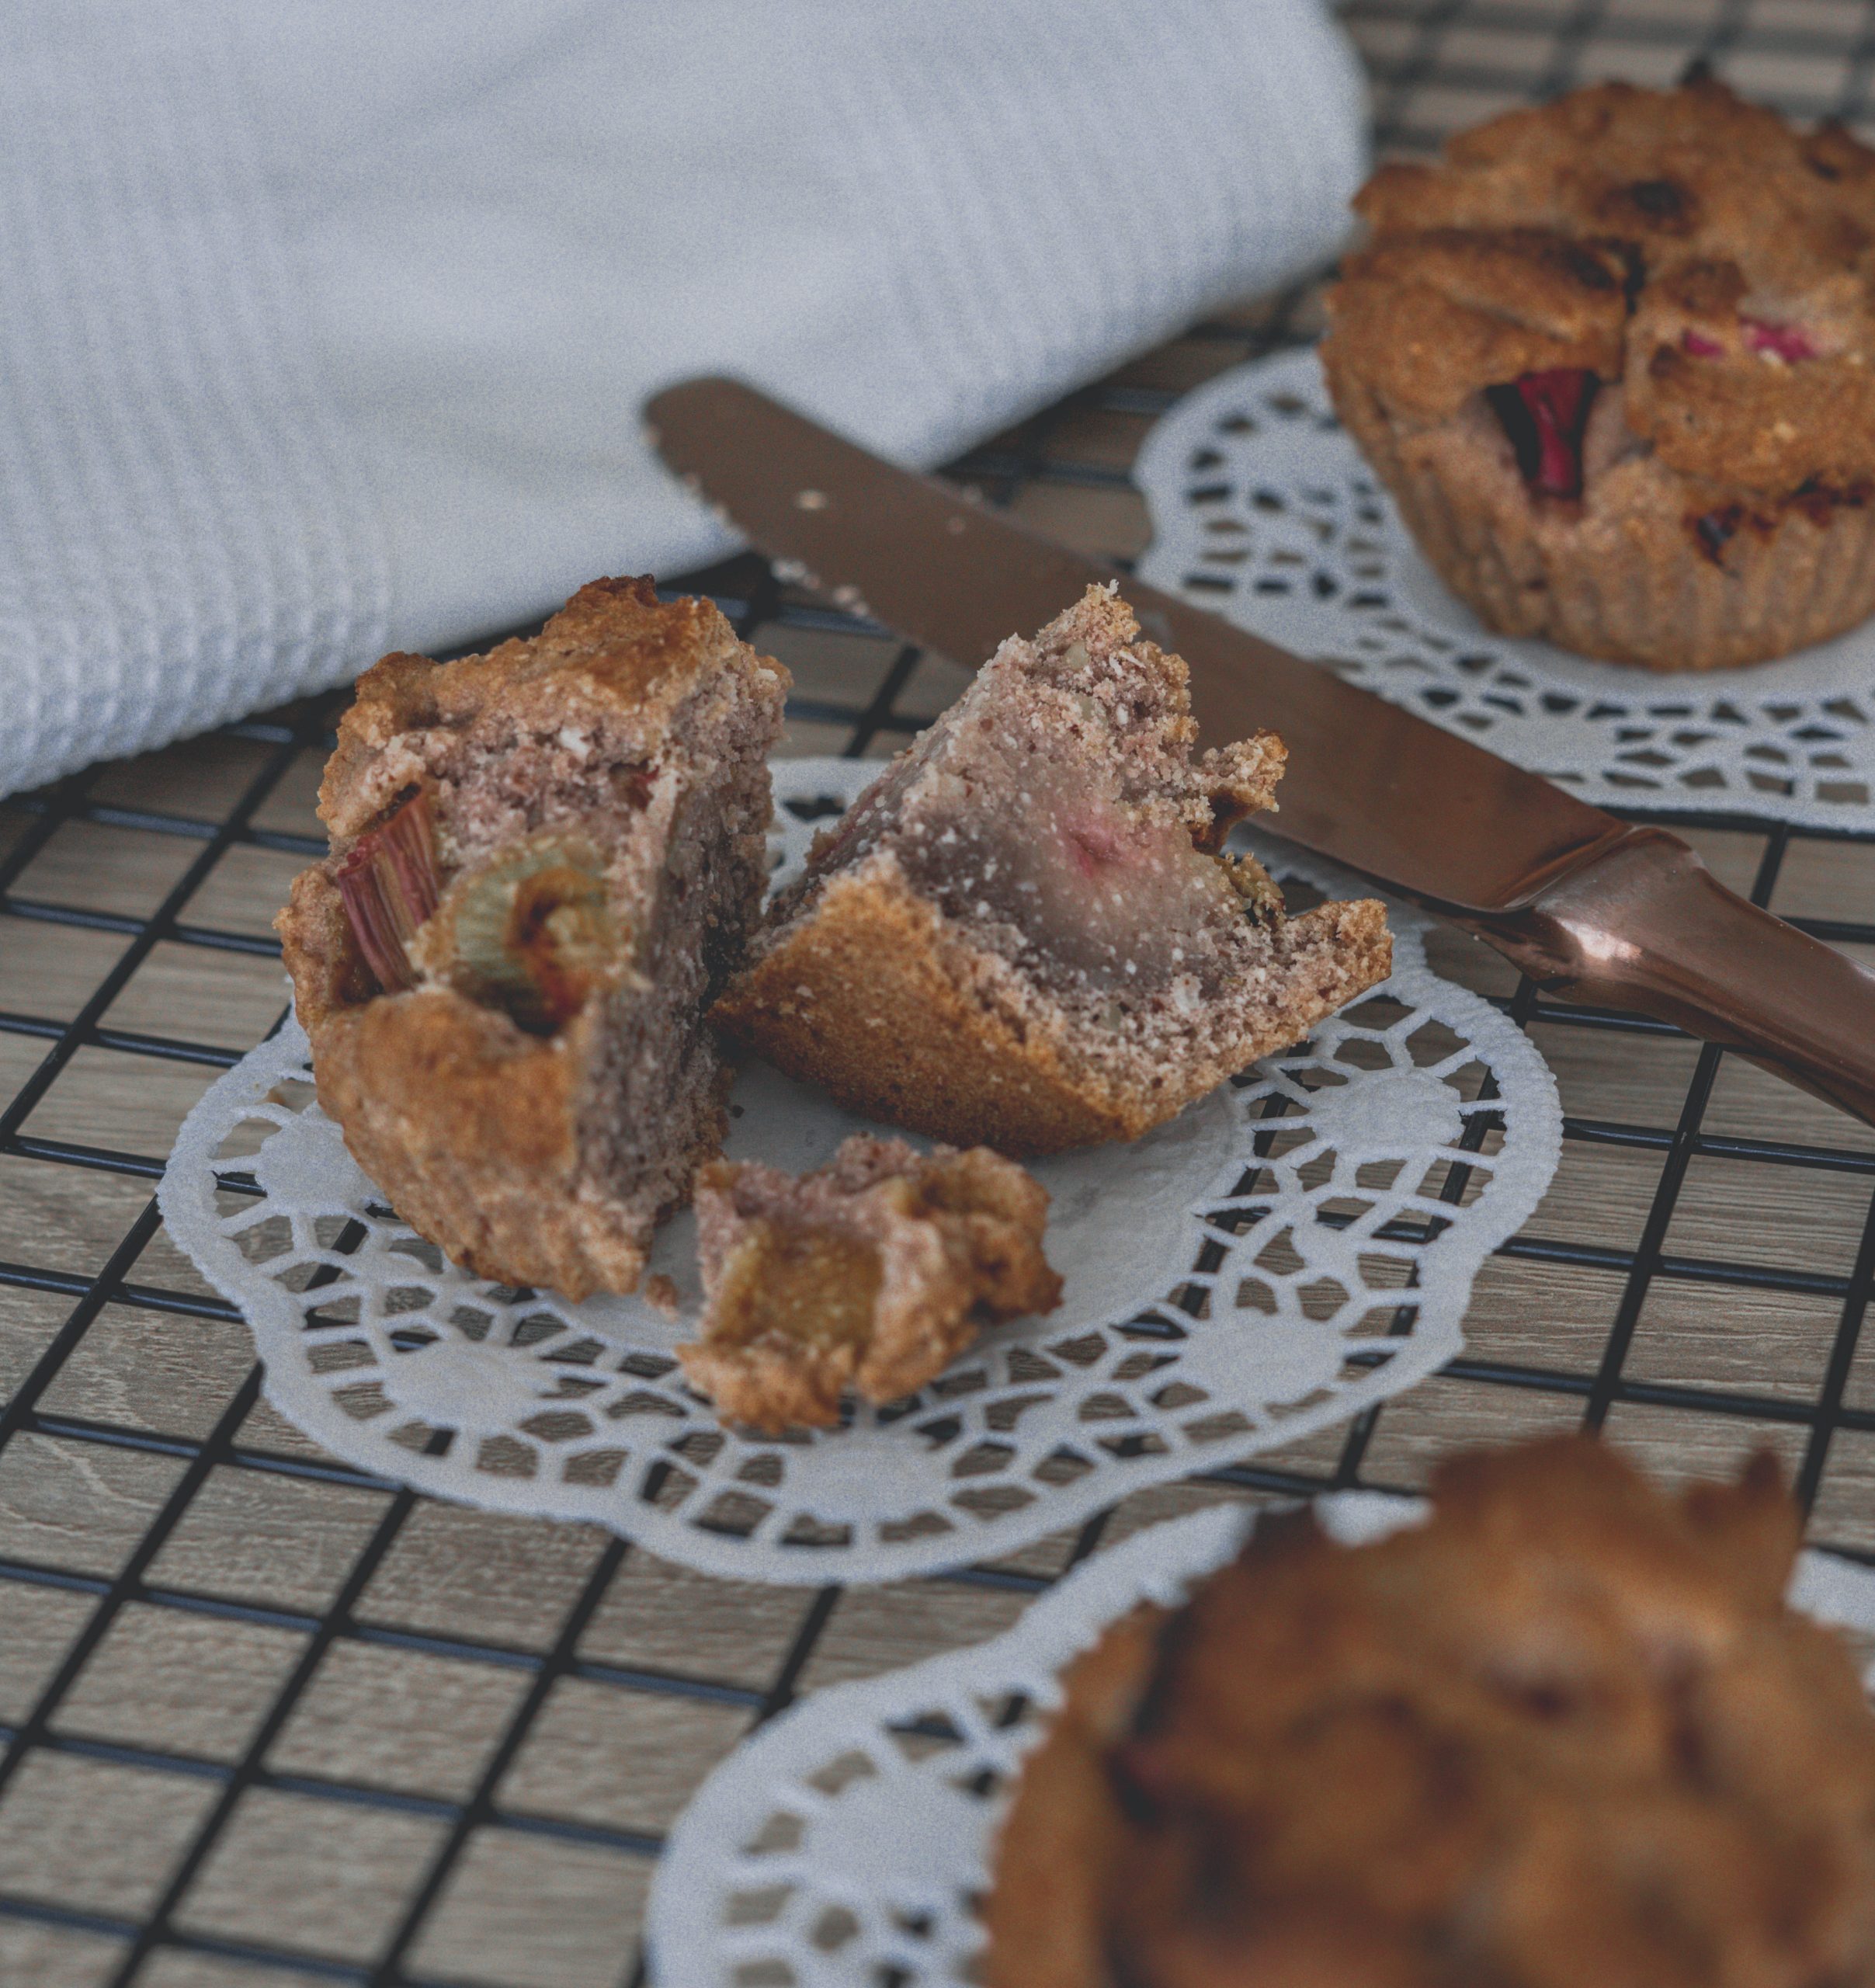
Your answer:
157,758 -> 1560,1584
1136,346 -> 1875,828
649,1498 -> 1875,1986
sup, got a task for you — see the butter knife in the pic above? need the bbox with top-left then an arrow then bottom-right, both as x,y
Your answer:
648,376 -> 1875,1128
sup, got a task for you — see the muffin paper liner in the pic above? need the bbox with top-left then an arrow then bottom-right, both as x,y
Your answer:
649,1496 -> 1875,1984
1137,346 -> 1875,829
158,756 -> 1560,1586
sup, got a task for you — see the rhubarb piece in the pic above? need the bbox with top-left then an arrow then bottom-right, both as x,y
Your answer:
1741,315 -> 1818,363
1694,503 -> 1745,564
421,832 -> 628,1034
276,578 -> 789,1299
984,1437 -> 1875,1988
1486,367 -> 1597,499
679,1135 -> 1061,1433
713,586 -> 1392,1156
333,789 -> 439,992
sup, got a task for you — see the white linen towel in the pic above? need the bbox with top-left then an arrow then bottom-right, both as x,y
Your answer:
0,0 -> 1367,798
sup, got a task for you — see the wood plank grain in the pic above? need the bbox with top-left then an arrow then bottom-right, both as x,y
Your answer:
0,1582 -> 97,1725
265,1640 -> 529,1801
355,1506 -> 612,1656
576,1549 -> 817,1692
36,1304 -> 259,1442
101,942 -> 290,1054
797,1577 -> 1033,1693
172,1788 -> 445,1965
135,1950 -> 335,1988
0,1751 -> 220,1917
495,1677 -> 748,1833
145,1468 -> 393,1616
0,1920 -> 127,1988
403,1830 -> 651,1988
0,1431 -> 188,1577
11,820 -> 202,921
54,1604 -> 307,1764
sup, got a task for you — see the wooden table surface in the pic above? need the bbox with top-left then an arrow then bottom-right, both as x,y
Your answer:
7,5 -> 1875,1984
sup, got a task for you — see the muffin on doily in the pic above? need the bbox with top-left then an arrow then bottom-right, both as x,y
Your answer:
1322,79 -> 1875,670
984,1435 -> 1875,1986
678,1134 -> 1061,1433
277,577 -> 788,1299
713,585 -> 1391,1156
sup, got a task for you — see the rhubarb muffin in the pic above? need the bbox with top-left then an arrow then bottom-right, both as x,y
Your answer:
713,586 -> 1391,1156
984,1436 -> 1875,1988
679,1135 -> 1061,1432
1322,78 -> 1875,669
277,577 -> 789,1299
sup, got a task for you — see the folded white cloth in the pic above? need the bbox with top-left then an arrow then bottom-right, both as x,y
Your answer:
1,0 -> 1367,798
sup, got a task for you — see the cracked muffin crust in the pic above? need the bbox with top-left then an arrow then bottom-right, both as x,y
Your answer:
1323,80 -> 1875,669
678,1134 -> 1061,1433
712,586 -> 1391,1156
984,1435 -> 1875,1988
277,577 -> 788,1299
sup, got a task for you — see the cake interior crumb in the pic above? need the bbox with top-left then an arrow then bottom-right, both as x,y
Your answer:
773,603 -> 1284,1043
370,681 -> 774,1237
705,1218 -> 884,1352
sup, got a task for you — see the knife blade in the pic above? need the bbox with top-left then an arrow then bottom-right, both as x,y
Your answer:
648,374 -> 1625,914
647,374 -> 1875,1127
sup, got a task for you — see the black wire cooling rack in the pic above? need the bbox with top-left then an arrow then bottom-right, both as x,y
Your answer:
5,2 -> 1875,1981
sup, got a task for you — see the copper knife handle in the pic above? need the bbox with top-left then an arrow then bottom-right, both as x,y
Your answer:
1460,827 -> 1875,1125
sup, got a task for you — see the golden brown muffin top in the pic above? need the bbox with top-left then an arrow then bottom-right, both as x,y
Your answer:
985,1435 -> 1875,1988
318,575 -> 773,846
1328,80 -> 1875,492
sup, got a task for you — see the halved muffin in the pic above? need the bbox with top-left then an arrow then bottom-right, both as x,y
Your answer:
277,577 -> 788,1299
712,586 -> 1391,1156
679,1134 -> 1061,1432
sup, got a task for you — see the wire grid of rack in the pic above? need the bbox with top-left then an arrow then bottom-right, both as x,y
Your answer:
5,2 -> 1875,1983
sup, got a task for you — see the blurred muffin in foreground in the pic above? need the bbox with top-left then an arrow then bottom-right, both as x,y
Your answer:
984,1435 -> 1875,1987
1322,80 -> 1875,670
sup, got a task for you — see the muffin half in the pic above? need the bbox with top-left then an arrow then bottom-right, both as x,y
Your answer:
278,577 -> 788,1298
712,586 -> 1391,1156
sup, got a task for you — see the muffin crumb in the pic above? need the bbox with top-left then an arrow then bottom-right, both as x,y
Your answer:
679,1135 -> 1061,1431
